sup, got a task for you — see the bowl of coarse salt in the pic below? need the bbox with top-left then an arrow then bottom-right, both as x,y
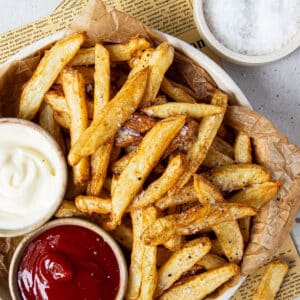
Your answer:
194,0 -> 300,65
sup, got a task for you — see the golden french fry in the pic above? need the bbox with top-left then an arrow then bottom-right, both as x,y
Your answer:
126,209 -> 144,300
55,200 -> 86,218
140,207 -> 158,300
155,182 -> 197,210
110,116 -> 185,228
68,67 -> 149,166
203,164 -> 271,192
213,136 -> 234,158
39,103 -> 65,152
228,181 -> 280,208
129,42 -> 174,107
142,103 -> 225,119
19,33 -> 85,120
111,224 -> 133,250
115,128 -> 143,147
203,146 -> 233,168
132,154 -> 184,209
198,254 -> 226,270
56,66 -> 95,84
123,113 -> 157,133
69,38 -> 151,65
87,44 -> 112,196
53,109 -> 70,129
160,77 -> 197,103
169,90 -> 227,195
234,131 -> 252,163
159,263 -> 240,300
162,234 -> 185,252
111,152 -> 134,175
210,239 -> 225,256
62,68 -> 90,185
155,237 -> 211,297
239,217 -> 251,244
75,195 -> 111,214
252,260 -> 288,300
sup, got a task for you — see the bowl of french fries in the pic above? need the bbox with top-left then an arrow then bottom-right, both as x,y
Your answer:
1,1 -> 300,299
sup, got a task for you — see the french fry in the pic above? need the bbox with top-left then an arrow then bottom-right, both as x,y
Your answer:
210,239 -> 225,256
143,203 -> 257,246
68,67 -> 149,165
142,103 -> 225,119
203,164 -> 271,192
111,224 -> 133,250
159,263 -> 240,300
111,152 -> 135,175
123,112 -> 157,133
252,260 -> 288,300
239,217 -> 251,244
110,116 -> 185,228
115,127 -> 143,147
129,42 -> 174,107
160,77 -> 197,103
55,200 -> 86,218
62,68 -> 90,185
75,195 -> 111,214
228,181 -> 280,208
155,182 -> 197,210
194,174 -> 244,263
155,237 -> 211,297
126,209 -> 144,300
198,254 -> 226,270
169,90 -> 227,195
69,38 -> 151,65
163,234 -> 185,252
140,207 -> 158,300
87,44 -> 112,196
19,33 -> 85,120
234,131 -> 252,163
55,66 -> 95,84
213,136 -> 234,158
203,146 -> 234,168
132,154 -> 184,209
39,103 -> 65,152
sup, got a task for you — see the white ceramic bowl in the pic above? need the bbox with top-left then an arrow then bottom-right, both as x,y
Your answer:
0,118 -> 67,237
9,218 -> 128,300
194,0 -> 300,66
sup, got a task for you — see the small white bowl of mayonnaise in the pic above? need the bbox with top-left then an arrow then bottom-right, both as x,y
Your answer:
194,0 -> 300,65
0,118 -> 67,237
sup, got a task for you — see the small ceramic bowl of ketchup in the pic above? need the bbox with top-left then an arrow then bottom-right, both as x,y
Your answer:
9,218 -> 128,300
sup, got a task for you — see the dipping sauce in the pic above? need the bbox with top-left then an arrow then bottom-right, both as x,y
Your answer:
0,120 -> 66,231
17,225 -> 120,300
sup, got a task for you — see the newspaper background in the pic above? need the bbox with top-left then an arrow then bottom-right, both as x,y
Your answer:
0,0 -> 299,299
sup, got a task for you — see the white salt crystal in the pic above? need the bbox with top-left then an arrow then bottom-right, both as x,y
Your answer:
203,0 -> 300,55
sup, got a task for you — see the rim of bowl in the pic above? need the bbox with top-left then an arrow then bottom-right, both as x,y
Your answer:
194,0 -> 300,66
0,118 -> 67,237
9,218 -> 128,300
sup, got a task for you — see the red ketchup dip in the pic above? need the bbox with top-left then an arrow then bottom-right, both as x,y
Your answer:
17,225 -> 120,300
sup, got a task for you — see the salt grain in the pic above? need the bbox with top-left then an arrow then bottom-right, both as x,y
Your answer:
203,0 -> 300,55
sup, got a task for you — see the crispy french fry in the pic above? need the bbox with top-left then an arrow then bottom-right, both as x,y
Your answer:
55,200 -> 86,218
159,263 -> 240,300
155,237 -> 211,297
62,68 -> 90,185
155,182 -> 197,210
123,112 -> 157,133
162,234 -> 185,252
143,203 -> 257,246
75,195 -> 111,214
132,154 -> 184,209
160,77 -> 197,103
228,181 -> 280,208
129,42 -> 174,107
110,116 -> 185,228
115,127 -> 143,147
239,217 -> 251,244
169,90 -> 227,195
203,164 -> 271,192
19,33 -> 85,120
142,103 -> 225,119
111,152 -> 135,174
252,260 -> 288,300
210,239 -> 225,256
53,109 -> 71,129
39,103 -> 65,152
69,38 -> 151,65
56,66 -> 95,84
68,67 -> 149,165
111,224 -> 133,250
140,207 -> 158,300
234,131 -> 252,163
213,136 -> 234,158
198,254 -> 226,270
87,44 -> 112,196
126,209 -> 144,300
203,146 -> 234,168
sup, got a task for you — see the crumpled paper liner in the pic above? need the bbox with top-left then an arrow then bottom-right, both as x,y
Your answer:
0,0 -> 299,289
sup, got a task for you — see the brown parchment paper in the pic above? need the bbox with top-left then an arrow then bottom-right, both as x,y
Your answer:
0,0 -> 300,299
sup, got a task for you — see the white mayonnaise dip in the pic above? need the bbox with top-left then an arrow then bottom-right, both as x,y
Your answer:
0,120 -> 66,231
